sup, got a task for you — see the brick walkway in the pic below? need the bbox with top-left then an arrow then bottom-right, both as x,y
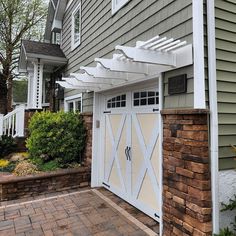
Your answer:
0,188 -> 159,236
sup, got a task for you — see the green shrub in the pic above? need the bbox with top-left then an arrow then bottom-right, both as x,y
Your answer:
26,111 -> 86,165
30,157 -> 61,171
0,135 -> 17,158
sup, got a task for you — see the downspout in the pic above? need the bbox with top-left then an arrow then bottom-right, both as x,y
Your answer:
207,0 -> 219,234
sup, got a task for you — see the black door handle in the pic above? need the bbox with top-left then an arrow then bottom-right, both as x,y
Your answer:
127,147 -> 131,161
125,146 -> 128,160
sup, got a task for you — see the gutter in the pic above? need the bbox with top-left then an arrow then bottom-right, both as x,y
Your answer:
207,0 -> 219,233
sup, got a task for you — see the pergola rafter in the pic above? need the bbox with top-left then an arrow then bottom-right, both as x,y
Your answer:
58,35 -> 193,92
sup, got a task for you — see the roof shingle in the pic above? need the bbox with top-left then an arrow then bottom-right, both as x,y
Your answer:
22,40 -> 66,59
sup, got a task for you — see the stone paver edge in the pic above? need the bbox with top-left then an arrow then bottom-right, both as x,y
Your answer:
92,189 -> 158,236
0,189 -> 91,209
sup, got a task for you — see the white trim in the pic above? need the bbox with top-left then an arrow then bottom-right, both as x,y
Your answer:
64,93 -> 82,112
50,0 -> 56,9
26,53 -> 67,64
71,3 -> 81,51
158,74 -> 163,236
91,92 -> 104,187
131,89 -> 159,110
112,0 -> 130,15
207,0 -> 219,234
192,0 -> 206,108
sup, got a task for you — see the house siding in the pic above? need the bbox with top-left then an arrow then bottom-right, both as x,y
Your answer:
215,0 -> 236,170
60,0 -> 193,110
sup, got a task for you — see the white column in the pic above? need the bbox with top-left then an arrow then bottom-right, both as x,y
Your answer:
32,60 -> 44,109
27,72 -> 33,109
0,114 -> 3,136
15,105 -> 25,137
193,0 -> 206,108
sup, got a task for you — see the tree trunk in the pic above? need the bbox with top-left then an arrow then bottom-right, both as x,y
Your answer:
7,76 -> 13,112
0,74 -> 8,114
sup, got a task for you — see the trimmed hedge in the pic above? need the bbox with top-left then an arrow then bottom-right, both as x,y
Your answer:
26,111 -> 86,165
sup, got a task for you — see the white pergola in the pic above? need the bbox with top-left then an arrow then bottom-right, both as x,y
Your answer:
57,35 -> 192,92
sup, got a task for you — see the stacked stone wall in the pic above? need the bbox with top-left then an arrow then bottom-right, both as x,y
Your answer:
161,109 -> 212,236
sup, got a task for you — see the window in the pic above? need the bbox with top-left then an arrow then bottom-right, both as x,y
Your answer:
71,3 -> 81,50
112,0 -> 130,15
52,32 -> 61,45
107,94 -> 126,109
65,94 -> 82,113
133,91 -> 159,107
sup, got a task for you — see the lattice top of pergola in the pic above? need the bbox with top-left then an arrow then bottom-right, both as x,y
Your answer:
57,35 -> 192,92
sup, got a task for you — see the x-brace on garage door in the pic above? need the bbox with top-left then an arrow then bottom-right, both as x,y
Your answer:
102,89 -> 161,221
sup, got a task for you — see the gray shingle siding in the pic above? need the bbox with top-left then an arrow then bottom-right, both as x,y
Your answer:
61,0 -> 193,111
215,0 -> 236,170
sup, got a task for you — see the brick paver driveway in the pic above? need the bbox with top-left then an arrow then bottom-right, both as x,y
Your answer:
0,189 -> 159,236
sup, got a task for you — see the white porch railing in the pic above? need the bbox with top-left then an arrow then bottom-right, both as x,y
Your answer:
0,105 -> 25,137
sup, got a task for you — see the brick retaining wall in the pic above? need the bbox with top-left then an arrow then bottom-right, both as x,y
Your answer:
161,109 -> 212,236
0,167 -> 91,201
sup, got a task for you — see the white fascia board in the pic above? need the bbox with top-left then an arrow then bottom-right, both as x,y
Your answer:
207,0 -> 219,234
54,0 -> 67,21
51,0 -> 66,32
50,0 -> 55,9
193,0 -> 206,108
26,53 -> 67,65
51,19 -> 62,31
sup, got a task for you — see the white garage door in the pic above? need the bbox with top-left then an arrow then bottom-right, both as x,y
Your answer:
102,89 -> 161,221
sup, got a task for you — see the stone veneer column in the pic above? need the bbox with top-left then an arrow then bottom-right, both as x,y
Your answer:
161,109 -> 212,236
81,112 -> 93,167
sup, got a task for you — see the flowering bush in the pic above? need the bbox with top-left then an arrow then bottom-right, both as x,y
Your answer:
0,159 -> 9,168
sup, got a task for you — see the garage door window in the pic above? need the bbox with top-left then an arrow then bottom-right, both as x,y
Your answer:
133,91 -> 159,107
107,94 -> 126,108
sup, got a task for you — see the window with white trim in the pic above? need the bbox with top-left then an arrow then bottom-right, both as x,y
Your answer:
107,94 -> 126,109
112,0 -> 130,15
65,94 -> 82,113
132,91 -> 159,107
71,3 -> 81,50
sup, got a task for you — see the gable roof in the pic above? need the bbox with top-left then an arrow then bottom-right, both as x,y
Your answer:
22,40 -> 66,58
19,40 -> 67,73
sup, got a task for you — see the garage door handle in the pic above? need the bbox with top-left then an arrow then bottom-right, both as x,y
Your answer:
125,146 -> 128,160
127,147 -> 131,161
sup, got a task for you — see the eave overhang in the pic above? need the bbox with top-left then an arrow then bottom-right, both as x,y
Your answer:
51,0 -> 67,32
